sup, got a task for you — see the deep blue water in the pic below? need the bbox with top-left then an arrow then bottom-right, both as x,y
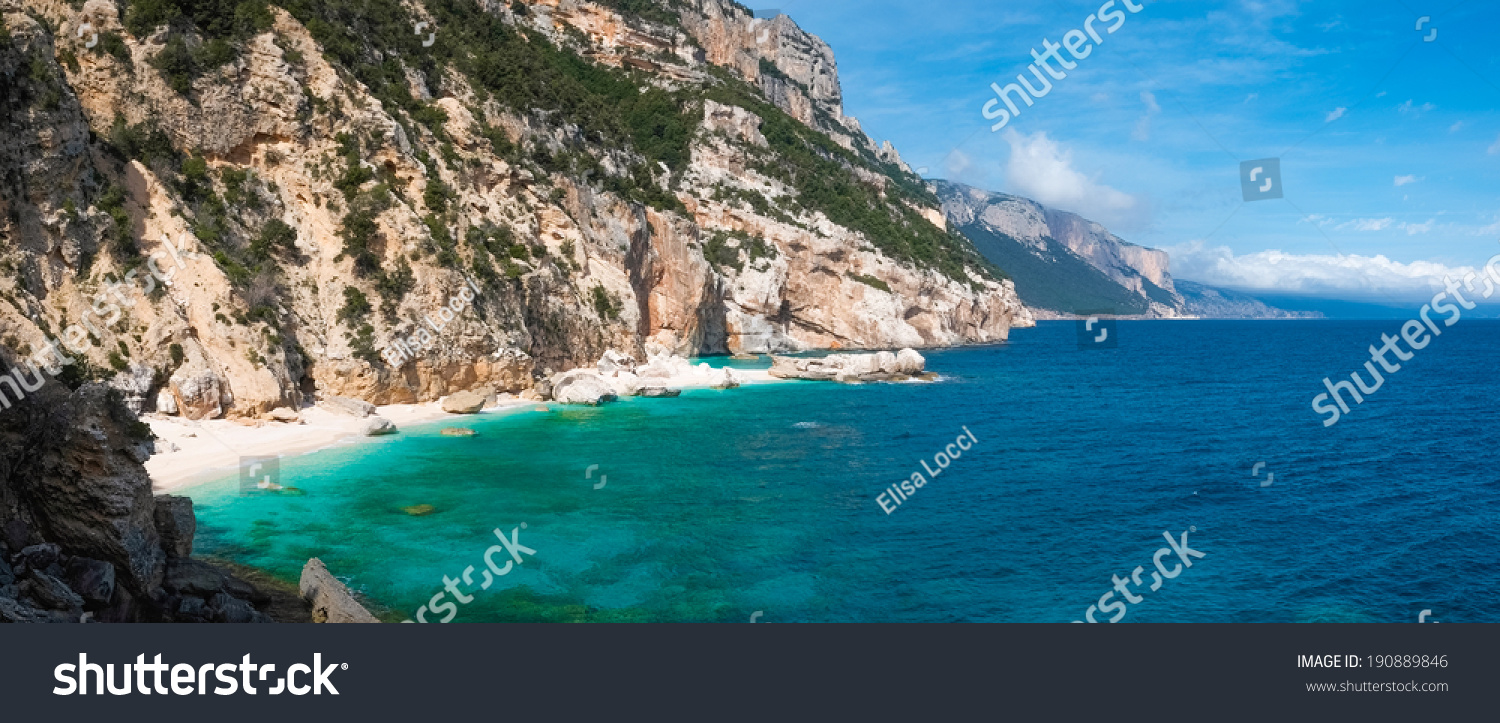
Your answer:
186,320 -> 1500,622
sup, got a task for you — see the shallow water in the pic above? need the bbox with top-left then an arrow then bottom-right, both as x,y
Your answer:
187,320 -> 1500,622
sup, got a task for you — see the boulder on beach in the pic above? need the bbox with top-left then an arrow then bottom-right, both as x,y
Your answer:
597,349 -> 637,375
263,407 -> 301,423
769,348 -> 926,382
442,390 -> 487,414
551,370 -> 618,405
321,395 -> 376,417
362,416 -> 398,436
300,558 -> 379,624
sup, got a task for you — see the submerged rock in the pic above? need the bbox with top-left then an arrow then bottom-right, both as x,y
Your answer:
440,428 -> 477,437
638,387 -> 682,398
300,558 -> 379,624
401,504 -> 437,516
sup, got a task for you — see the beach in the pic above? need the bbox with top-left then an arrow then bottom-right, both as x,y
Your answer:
145,365 -> 781,493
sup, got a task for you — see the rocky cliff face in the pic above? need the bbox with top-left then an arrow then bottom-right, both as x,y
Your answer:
0,0 -> 1026,421
938,181 -> 1181,317
0,370 -> 289,621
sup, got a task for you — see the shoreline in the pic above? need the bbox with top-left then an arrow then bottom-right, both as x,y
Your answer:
145,365 -> 782,495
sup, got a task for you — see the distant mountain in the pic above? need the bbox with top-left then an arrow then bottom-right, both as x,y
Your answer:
1177,282 -> 1323,319
935,181 -> 1317,319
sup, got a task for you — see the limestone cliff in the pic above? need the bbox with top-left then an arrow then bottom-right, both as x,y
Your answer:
0,0 -> 1027,422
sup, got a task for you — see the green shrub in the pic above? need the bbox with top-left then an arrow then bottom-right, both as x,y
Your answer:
337,286 -> 372,324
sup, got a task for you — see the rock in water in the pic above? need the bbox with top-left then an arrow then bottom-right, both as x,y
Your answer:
551,371 -> 619,405
300,558 -> 379,624
769,348 -> 926,382
440,428 -> 477,437
638,387 -> 682,398
441,390 -> 487,414
362,416 -> 398,436
401,504 -> 437,516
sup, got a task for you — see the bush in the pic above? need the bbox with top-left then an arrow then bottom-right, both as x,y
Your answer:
337,286 -> 372,324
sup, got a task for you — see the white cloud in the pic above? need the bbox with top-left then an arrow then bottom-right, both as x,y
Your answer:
1393,175 -> 1422,187
1244,93 -> 1259,103
1339,218 -> 1395,231
1489,134 -> 1500,155
1164,242 -> 1485,301
1398,100 -> 1436,115
1132,91 -> 1160,141
1402,219 -> 1436,235
1001,129 -> 1146,230
1325,107 -> 1347,122
1450,121 -> 1466,133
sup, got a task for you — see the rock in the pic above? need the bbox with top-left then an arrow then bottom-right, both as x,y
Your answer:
597,349 -> 637,375
401,504 -> 437,516
477,385 -> 498,408
155,389 -> 179,415
441,390 -> 486,414
265,407 -> 301,423
533,379 -> 553,400
208,592 -> 257,624
730,353 -> 760,360
175,595 -> 209,622
0,596 -> 49,623
153,495 -> 196,559
362,416 -> 398,436
300,558 -> 379,624
769,348 -> 926,382
0,555 -> 13,587
551,371 -> 618,406
21,571 -> 84,612
163,558 -> 229,597
17,543 -> 63,573
609,373 -> 642,397
64,558 -> 116,608
321,395 -> 376,417
169,366 -> 227,420
709,367 -> 742,389
638,387 -> 682,398
895,348 -> 926,374
108,363 -> 156,415
1,518 -> 27,553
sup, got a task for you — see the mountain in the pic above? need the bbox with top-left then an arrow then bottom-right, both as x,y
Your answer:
935,181 -> 1317,319
1176,281 -> 1324,320
0,0 -> 1028,420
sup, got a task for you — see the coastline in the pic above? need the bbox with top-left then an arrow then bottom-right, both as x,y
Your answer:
145,365 -> 782,494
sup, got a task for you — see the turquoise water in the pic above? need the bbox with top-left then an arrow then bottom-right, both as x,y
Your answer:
187,320 -> 1500,622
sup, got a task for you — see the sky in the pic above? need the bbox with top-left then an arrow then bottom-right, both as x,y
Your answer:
774,0 -> 1500,303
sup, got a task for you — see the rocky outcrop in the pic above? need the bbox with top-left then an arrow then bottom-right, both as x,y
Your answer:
769,348 -> 927,382
0,373 -> 286,622
441,390 -> 487,414
551,371 -> 619,406
361,417 -> 398,436
300,558 -> 379,624
320,396 -> 377,417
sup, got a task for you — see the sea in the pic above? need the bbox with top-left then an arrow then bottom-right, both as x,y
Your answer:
185,320 -> 1500,623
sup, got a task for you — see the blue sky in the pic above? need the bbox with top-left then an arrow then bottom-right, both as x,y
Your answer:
776,0 -> 1500,302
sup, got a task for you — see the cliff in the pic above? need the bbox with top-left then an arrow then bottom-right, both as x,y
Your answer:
0,0 -> 1027,422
